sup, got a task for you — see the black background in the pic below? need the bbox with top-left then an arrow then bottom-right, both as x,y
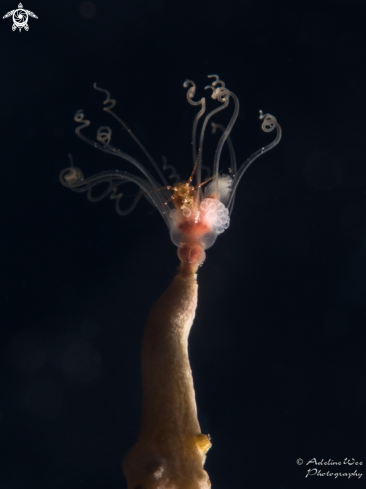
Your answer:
1,0 -> 366,488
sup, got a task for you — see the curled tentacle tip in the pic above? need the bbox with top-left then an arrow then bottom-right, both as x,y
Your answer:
207,74 -> 219,82
96,125 -> 112,145
60,167 -> 84,186
207,74 -> 225,88
205,85 -> 229,102
74,110 -> 86,123
259,111 -> 277,132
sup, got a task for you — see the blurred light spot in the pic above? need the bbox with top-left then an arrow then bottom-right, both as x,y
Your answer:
79,1 -> 96,18
6,331 -> 48,373
63,343 -> 89,372
80,318 -> 99,338
22,380 -> 64,418
54,334 -> 101,382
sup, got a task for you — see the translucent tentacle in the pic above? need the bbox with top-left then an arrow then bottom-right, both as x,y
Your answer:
73,110 -> 163,193
227,111 -> 282,214
211,121 -> 237,210
161,156 -> 180,184
60,168 -> 172,223
194,87 -> 229,187
183,80 -> 206,166
208,87 -> 239,198
93,84 -> 168,186
207,74 -> 225,88
211,122 -> 237,178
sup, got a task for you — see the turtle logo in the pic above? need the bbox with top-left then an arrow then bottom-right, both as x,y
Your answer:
3,3 -> 38,32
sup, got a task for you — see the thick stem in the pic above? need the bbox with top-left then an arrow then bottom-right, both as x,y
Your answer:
123,271 -> 211,489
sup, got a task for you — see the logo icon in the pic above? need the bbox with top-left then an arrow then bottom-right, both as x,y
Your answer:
3,3 -> 38,32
